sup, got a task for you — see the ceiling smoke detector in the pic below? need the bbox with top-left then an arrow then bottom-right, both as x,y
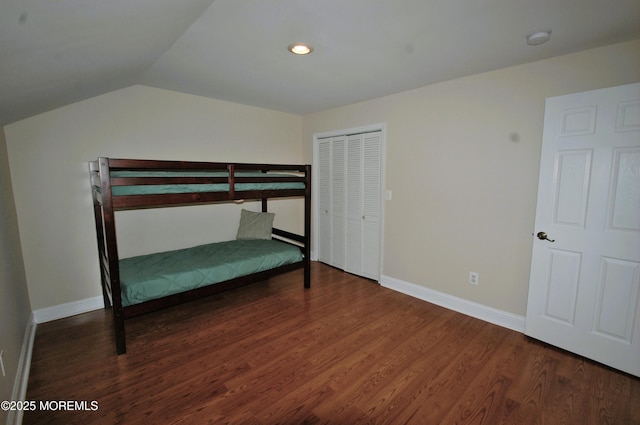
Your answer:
527,30 -> 552,46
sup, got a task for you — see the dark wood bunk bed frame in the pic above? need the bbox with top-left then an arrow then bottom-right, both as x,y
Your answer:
90,157 -> 311,354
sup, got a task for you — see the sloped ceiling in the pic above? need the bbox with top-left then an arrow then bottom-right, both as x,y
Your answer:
1,0 -> 639,126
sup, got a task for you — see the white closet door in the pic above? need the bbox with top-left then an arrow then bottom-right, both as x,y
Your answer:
344,131 -> 382,280
345,134 -> 363,275
362,132 -> 382,280
317,140 -> 332,264
316,129 -> 383,281
331,137 -> 346,268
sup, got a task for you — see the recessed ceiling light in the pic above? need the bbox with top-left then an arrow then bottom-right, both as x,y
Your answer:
288,43 -> 313,55
527,30 -> 551,46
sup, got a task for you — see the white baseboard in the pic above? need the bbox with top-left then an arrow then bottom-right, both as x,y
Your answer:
9,297 -> 103,424
32,296 -> 103,324
380,275 -> 525,333
7,314 -> 37,425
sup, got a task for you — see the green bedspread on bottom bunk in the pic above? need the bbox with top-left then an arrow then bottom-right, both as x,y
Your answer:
119,239 -> 303,307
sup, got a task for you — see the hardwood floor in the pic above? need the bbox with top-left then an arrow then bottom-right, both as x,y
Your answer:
24,262 -> 639,425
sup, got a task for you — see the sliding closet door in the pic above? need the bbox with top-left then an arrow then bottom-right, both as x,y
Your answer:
317,130 -> 382,281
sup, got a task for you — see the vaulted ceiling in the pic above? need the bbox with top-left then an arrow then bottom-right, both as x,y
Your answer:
1,0 -> 639,126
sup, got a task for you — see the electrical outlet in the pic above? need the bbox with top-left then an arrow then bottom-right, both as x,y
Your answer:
469,272 -> 479,286
0,350 -> 5,377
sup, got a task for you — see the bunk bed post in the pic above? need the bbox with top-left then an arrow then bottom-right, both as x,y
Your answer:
228,164 -> 235,200
304,164 -> 311,288
98,157 -> 127,354
260,168 -> 268,212
90,161 -> 111,309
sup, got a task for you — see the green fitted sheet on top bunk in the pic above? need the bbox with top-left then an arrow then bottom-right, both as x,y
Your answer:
109,171 -> 304,196
118,239 -> 303,307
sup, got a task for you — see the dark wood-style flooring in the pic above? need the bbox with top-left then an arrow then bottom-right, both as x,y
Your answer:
24,262 -> 639,424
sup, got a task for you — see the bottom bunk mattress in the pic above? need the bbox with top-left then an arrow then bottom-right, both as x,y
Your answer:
118,239 -> 303,307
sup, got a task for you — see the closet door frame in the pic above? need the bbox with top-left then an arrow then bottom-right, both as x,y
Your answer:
312,123 -> 386,280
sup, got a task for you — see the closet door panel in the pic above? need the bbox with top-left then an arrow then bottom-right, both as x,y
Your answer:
331,137 -> 346,268
362,220 -> 380,279
346,216 -> 363,275
346,135 -> 363,275
363,132 -> 382,219
362,132 -> 382,279
317,140 -> 331,264
346,135 -> 362,220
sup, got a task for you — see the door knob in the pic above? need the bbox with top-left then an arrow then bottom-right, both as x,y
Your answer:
536,231 -> 555,242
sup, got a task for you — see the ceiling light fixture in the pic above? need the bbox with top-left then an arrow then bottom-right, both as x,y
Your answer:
527,30 -> 551,46
288,43 -> 313,55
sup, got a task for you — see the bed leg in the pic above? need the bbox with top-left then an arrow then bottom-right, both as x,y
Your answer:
303,164 -> 311,289
113,309 -> 127,355
304,262 -> 311,288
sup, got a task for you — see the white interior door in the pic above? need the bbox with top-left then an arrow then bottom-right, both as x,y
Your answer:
525,83 -> 640,377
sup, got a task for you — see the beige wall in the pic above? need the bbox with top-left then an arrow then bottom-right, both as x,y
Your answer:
5,86 -> 304,311
0,128 -> 31,422
302,40 -> 640,316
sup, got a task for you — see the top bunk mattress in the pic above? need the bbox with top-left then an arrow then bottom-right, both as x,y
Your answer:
109,171 -> 305,196
119,238 -> 303,307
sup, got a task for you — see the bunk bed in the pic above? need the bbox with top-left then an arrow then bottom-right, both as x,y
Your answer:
89,157 -> 311,354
